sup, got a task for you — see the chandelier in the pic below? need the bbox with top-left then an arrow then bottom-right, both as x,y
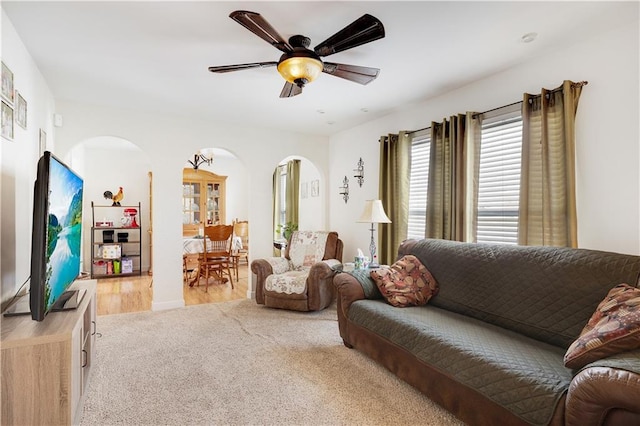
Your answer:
188,151 -> 213,170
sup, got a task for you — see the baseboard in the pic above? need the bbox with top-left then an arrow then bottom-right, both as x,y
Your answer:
151,299 -> 185,311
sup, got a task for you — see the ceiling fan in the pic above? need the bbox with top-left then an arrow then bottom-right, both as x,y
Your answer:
208,10 -> 385,98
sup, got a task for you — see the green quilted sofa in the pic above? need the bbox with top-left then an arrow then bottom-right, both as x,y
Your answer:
333,238 -> 640,426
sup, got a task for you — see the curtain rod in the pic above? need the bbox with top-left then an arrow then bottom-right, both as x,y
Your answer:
406,100 -> 520,135
407,81 -> 588,134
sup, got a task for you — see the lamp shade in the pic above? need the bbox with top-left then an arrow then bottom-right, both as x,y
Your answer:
357,200 -> 391,224
277,56 -> 323,84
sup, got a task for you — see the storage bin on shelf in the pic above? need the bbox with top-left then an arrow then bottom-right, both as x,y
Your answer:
93,260 -> 107,275
121,257 -> 134,274
102,245 -> 121,259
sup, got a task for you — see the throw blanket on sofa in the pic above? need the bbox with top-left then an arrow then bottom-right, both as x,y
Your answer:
405,239 -> 640,348
265,231 -> 329,294
349,299 -> 572,425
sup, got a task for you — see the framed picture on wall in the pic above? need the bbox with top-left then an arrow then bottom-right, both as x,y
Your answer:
15,91 -> 27,129
301,182 -> 308,199
1,100 -> 14,140
1,62 -> 14,104
311,179 -> 319,197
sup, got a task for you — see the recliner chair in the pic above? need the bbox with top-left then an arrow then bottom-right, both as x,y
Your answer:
251,231 -> 343,311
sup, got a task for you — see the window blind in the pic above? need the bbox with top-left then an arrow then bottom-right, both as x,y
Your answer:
476,105 -> 523,244
407,130 -> 431,239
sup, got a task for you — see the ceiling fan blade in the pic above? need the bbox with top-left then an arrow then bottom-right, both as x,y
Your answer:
322,62 -> 380,85
279,82 -> 303,98
229,10 -> 293,53
314,14 -> 385,57
208,62 -> 277,73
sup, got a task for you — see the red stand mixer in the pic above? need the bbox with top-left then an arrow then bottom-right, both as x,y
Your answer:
122,208 -> 139,228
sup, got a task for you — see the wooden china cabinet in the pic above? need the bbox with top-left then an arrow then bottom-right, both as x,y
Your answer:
182,168 -> 227,236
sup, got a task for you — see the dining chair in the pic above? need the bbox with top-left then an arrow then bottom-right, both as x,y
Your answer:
232,220 -> 249,279
196,224 -> 234,291
182,254 -> 188,285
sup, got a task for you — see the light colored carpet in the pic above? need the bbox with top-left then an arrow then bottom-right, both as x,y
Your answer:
81,299 -> 464,425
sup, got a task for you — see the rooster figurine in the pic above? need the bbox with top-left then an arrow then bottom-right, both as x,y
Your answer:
103,187 -> 124,206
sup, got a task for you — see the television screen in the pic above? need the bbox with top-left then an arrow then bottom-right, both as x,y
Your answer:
30,151 -> 84,321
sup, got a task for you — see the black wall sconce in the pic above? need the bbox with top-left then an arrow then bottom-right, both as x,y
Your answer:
339,176 -> 349,203
354,157 -> 364,187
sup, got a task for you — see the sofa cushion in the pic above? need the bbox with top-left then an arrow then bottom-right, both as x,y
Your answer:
399,239 -> 640,348
370,255 -> 438,307
265,269 -> 310,294
564,283 -> 640,369
348,300 -> 572,426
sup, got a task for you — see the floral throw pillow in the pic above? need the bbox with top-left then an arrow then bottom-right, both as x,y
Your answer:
370,255 -> 439,308
564,283 -> 640,369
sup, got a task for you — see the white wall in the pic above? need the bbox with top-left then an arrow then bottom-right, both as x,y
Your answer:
195,150 -> 249,224
298,160 -> 324,231
52,101 -> 330,310
330,20 -> 640,259
1,10 -> 57,305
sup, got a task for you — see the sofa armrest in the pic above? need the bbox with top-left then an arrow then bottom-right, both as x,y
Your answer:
566,350 -> 640,425
333,270 -> 382,317
322,259 -> 342,270
251,258 -> 287,304
251,257 -> 291,276
306,261 -> 341,311
333,270 -> 384,346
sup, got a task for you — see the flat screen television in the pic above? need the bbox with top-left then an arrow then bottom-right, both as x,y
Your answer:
28,151 -> 84,321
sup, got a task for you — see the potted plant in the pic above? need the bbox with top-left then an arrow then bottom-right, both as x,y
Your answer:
276,222 -> 298,241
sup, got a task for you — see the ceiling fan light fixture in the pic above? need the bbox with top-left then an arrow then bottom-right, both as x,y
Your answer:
209,11 -> 385,98
277,56 -> 323,85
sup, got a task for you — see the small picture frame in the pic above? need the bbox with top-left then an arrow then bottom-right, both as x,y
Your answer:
15,91 -> 26,129
311,179 -> 319,197
1,100 -> 14,140
1,62 -> 14,104
39,129 -> 47,154
301,182 -> 308,199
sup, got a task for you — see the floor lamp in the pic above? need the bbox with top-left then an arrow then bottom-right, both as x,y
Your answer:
357,200 -> 391,268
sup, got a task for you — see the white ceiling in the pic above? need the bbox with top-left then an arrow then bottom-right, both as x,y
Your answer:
3,1 -> 637,137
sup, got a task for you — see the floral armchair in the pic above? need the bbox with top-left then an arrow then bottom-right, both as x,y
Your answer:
251,231 -> 343,311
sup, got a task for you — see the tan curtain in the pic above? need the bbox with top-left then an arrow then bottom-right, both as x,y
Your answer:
518,80 -> 586,247
379,132 -> 411,265
285,159 -> 300,226
272,167 -> 281,254
426,113 -> 481,241
272,160 -> 300,255
465,114 -> 482,242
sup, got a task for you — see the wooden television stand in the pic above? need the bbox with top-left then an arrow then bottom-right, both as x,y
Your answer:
1,280 -> 97,425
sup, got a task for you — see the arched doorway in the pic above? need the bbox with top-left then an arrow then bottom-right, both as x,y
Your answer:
68,136 -> 153,313
272,156 -> 324,253
181,147 -> 249,304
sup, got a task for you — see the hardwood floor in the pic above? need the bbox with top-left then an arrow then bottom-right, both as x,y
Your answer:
96,262 -> 250,316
